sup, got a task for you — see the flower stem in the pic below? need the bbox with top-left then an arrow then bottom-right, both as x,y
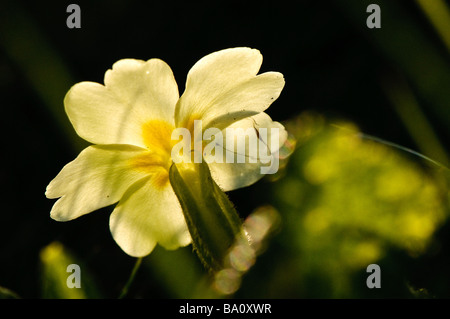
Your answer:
118,257 -> 143,299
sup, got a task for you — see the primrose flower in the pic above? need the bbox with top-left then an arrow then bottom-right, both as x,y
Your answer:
46,48 -> 286,257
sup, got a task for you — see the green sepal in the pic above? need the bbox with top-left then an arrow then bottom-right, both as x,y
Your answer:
169,161 -> 243,272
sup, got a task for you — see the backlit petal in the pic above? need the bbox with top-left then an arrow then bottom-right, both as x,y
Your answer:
65,59 -> 179,147
206,112 -> 288,191
46,145 -> 153,221
109,176 -> 191,257
175,48 -> 284,130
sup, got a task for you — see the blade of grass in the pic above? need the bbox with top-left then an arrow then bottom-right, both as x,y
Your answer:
415,0 -> 450,53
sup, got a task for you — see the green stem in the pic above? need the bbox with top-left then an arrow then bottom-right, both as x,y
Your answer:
118,257 -> 143,299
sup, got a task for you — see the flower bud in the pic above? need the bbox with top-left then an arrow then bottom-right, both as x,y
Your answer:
169,160 -> 244,271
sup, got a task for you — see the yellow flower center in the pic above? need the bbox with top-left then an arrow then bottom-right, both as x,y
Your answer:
129,116 -> 206,189
129,120 -> 177,189
142,120 -> 176,156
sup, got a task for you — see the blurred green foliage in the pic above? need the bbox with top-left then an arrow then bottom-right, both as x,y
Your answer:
260,113 -> 449,298
40,241 -> 101,298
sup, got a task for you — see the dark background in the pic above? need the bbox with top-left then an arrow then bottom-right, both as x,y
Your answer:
0,0 -> 449,298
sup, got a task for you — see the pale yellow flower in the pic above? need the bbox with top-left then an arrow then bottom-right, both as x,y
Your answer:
46,48 -> 286,257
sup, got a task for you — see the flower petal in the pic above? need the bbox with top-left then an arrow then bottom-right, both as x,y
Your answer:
175,47 -> 284,130
109,176 -> 191,257
65,59 -> 179,146
202,72 -> 285,130
46,145 -> 152,221
104,59 -> 179,124
206,112 -> 288,191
